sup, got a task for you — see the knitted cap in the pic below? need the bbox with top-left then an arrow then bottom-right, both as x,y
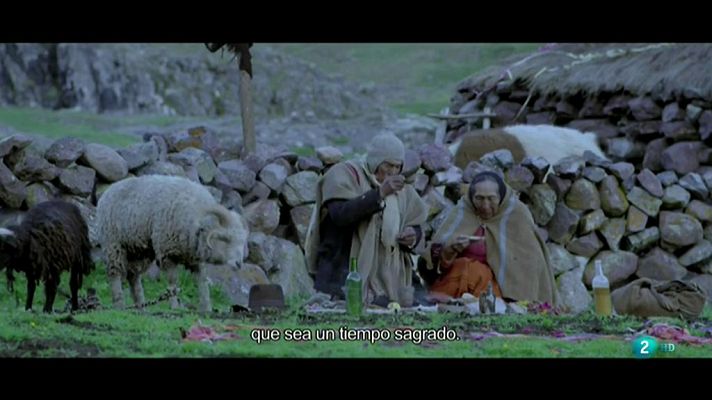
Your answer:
366,134 -> 405,173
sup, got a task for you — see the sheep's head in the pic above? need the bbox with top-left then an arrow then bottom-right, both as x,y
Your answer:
197,207 -> 249,270
0,227 -> 19,291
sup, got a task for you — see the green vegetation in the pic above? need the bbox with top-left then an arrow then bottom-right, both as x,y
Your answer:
1,263 -> 710,357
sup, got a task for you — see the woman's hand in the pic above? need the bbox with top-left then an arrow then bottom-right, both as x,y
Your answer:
449,235 -> 474,254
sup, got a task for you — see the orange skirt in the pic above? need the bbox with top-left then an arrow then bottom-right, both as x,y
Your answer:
430,258 -> 503,298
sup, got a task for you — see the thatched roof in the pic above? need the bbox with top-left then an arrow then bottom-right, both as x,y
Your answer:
457,43 -> 712,101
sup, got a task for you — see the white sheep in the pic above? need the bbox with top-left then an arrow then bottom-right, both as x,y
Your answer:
447,124 -> 608,171
96,175 -> 249,313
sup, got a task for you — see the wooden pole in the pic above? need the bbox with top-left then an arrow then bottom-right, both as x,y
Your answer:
237,44 -> 255,155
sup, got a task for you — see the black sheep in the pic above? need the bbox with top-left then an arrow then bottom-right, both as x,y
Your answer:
0,200 -> 94,312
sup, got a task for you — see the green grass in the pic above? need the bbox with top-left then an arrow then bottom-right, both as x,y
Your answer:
330,135 -> 350,146
129,43 -> 540,116
267,43 -> 540,115
0,107 -> 139,148
0,106 -> 219,148
290,145 -> 316,157
1,44 -> 542,149
1,262 -> 711,357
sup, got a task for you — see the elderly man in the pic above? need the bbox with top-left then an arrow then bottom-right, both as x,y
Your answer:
305,134 -> 427,307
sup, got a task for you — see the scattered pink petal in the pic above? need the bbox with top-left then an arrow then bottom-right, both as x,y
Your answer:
646,324 -> 712,346
182,324 -> 240,343
559,334 -> 604,342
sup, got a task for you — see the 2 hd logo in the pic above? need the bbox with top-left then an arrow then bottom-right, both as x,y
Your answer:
632,336 -> 676,358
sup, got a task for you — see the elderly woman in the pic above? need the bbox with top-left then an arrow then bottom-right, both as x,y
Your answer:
421,171 -> 559,305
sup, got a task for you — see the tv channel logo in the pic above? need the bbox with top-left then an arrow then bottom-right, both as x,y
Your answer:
632,336 -> 676,358
632,336 -> 658,358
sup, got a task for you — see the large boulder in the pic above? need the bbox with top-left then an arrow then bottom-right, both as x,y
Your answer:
316,146 -> 343,165
659,211 -> 703,248
546,202 -> 580,245
662,185 -> 691,209
579,209 -> 607,235
637,247 -> 687,281
135,161 -> 187,178
661,121 -> 698,141
628,97 -> 661,121
582,167 -> 607,183
241,181 -> 271,206
25,182 -> 59,208
546,175 -> 572,200
419,144 -> 452,173
685,200 -> 712,223
297,156 -> 323,173
267,237 -> 316,300
554,156 -> 585,179
205,263 -> 270,308
557,267 -> 592,314
607,162 -> 635,182
45,137 -> 85,168
0,134 -> 32,158
216,160 -> 257,192
167,147 -> 217,184
243,199 -> 280,235
258,162 -> 291,193
679,172 -> 708,200
626,206 -> 648,233
547,243 -> 579,276
527,184 -> 557,226
636,169 -> 664,198
661,142 -> 703,175
402,149 -> 422,177
521,156 -> 550,184
599,175 -> 629,217
583,251 -> 638,288
598,218 -> 626,251
79,143 -> 128,182
679,240 -> 712,267
626,187 -> 662,217
565,179 -> 600,211
116,141 -> 158,171
657,171 -> 678,187
56,165 -> 96,197
431,166 -> 463,187
480,149 -> 514,170
623,227 -> 660,253
282,171 -> 319,207
566,232 -> 603,258
5,148 -> 59,182
290,204 -> 315,249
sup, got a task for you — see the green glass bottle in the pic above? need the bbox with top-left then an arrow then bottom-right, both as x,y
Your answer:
346,257 -> 363,316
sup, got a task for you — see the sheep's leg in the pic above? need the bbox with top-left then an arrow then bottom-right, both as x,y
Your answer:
106,245 -> 128,309
43,281 -> 57,313
127,269 -> 145,310
194,264 -> 211,314
164,259 -> 181,309
70,267 -> 80,312
25,273 -> 36,311
109,275 -> 124,309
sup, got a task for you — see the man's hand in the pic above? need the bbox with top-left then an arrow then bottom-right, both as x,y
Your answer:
380,175 -> 405,197
397,226 -> 417,247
